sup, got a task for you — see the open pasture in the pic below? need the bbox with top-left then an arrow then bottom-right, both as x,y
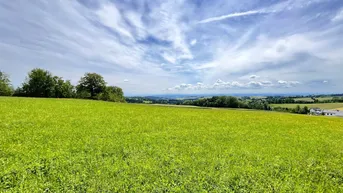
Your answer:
1,97 -> 343,192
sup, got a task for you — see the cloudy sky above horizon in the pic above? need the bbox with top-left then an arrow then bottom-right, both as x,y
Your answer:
1,0 -> 343,95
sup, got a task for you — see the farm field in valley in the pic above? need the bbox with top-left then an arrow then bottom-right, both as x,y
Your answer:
270,103 -> 343,110
316,97 -> 334,101
293,97 -> 315,102
1,97 -> 343,192
293,97 -> 334,102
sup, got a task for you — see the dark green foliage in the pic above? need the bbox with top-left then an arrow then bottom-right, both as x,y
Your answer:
191,96 -> 241,108
267,95 -> 343,104
13,87 -> 26,97
6,69 -> 125,103
0,71 -> 13,96
76,90 -> 91,99
266,97 -> 296,104
272,106 -> 291,113
292,105 -> 310,114
184,96 -> 271,111
97,86 -> 125,102
53,76 -> 75,98
302,106 -> 309,114
247,99 -> 271,110
18,69 -> 75,98
295,105 -> 301,113
21,68 -> 56,97
76,73 -> 106,99
332,97 -> 343,102
273,105 -> 310,114
75,73 -> 125,102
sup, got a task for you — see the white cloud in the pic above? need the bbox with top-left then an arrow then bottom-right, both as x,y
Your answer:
0,0 -> 176,95
161,52 -> 177,64
332,9 -> 343,22
124,11 -> 147,39
250,75 -> 260,79
96,3 -> 133,39
1,0 -> 343,95
167,79 -> 301,91
197,31 -> 343,84
277,80 -> 301,88
146,1 -> 194,61
190,39 -> 197,46
196,0 -> 321,24
198,10 -> 267,24
124,79 -> 129,82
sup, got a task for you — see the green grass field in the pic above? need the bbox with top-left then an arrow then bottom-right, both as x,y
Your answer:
294,97 -> 314,102
317,97 -> 333,101
293,97 -> 333,102
1,97 -> 343,192
271,103 -> 343,110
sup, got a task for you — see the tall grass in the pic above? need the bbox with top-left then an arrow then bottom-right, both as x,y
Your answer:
1,97 -> 343,192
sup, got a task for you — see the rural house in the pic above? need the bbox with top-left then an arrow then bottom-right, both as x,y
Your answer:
310,108 -> 343,117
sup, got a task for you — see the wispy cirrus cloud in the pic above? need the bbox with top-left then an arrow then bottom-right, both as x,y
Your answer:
198,10 -> 269,24
0,0 -> 343,95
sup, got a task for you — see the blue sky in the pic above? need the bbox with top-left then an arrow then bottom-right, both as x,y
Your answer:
1,0 -> 343,95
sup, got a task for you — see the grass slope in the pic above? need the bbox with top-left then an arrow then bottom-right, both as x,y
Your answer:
271,103 -> 343,110
1,97 -> 343,192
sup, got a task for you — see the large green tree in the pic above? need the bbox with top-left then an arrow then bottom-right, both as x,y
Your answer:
53,76 -> 75,98
0,71 -> 13,96
97,86 -> 125,102
22,68 -> 56,97
76,73 -> 106,98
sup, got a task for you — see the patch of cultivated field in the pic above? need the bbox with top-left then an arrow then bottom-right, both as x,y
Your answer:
317,97 -> 333,101
1,97 -> 343,192
271,103 -> 343,110
294,97 -> 314,102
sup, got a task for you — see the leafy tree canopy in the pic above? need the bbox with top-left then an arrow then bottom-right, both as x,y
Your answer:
0,71 -> 13,96
22,68 -> 56,97
76,73 -> 106,98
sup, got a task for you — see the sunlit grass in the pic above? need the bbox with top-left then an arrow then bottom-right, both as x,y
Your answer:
1,97 -> 343,192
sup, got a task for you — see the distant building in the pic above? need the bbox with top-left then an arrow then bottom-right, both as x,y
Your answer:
323,110 -> 343,117
310,108 -> 322,115
310,108 -> 343,117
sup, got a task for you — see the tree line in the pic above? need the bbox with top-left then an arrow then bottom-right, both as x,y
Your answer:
182,96 -> 271,110
127,95 -> 311,114
0,69 -> 125,102
182,96 -> 310,114
266,96 -> 343,104
272,105 -> 310,114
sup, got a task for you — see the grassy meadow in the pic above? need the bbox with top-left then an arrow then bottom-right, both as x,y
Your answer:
293,97 -> 333,102
293,97 -> 315,102
1,97 -> 343,192
317,97 -> 334,101
271,103 -> 343,110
